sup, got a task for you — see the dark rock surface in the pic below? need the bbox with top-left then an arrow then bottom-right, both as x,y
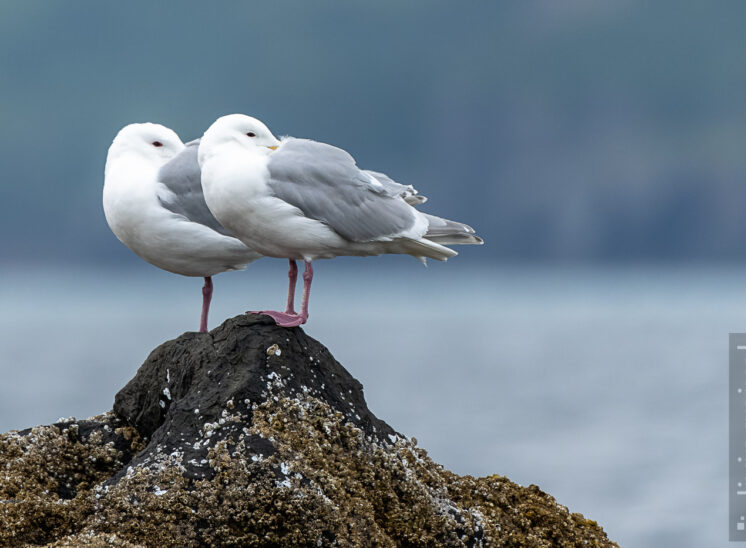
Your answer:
0,314 -> 618,547
112,314 -> 394,483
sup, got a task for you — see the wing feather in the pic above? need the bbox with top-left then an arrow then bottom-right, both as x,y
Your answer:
157,141 -> 234,237
266,139 -> 418,242
363,170 -> 427,205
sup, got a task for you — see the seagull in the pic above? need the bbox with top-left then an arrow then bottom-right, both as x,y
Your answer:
103,123 -> 262,332
198,114 -> 483,328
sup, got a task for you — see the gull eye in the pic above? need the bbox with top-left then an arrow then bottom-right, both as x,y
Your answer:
152,141 -> 163,148
246,132 -> 256,138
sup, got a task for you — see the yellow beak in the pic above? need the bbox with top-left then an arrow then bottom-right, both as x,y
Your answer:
268,145 -> 278,150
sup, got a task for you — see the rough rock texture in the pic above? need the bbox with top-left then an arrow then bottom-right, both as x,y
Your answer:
0,314 -> 618,547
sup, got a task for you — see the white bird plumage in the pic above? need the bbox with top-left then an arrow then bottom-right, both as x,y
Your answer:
103,122 -> 262,332
198,114 -> 483,327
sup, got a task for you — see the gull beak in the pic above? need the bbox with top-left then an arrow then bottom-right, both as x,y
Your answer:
267,145 -> 278,150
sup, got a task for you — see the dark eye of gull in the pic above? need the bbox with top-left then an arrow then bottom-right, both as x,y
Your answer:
246,132 -> 256,138
152,141 -> 163,148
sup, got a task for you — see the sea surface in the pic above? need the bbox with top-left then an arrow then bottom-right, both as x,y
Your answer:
0,261 -> 737,547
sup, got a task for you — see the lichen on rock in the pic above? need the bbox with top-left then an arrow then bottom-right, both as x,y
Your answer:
0,314 -> 618,547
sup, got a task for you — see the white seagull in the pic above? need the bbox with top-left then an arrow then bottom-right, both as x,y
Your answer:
198,114 -> 483,328
103,123 -> 262,332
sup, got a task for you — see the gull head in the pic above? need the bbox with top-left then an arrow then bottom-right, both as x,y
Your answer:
199,114 -> 280,167
106,123 -> 184,175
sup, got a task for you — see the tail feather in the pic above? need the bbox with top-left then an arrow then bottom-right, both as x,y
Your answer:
401,237 -> 458,262
422,213 -> 484,245
426,232 -> 484,245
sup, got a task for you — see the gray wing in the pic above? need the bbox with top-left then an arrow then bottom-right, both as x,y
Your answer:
363,170 -> 427,205
267,138 -> 417,242
156,140 -> 233,237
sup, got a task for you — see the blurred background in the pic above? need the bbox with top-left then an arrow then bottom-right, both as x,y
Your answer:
0,2 -> 741,546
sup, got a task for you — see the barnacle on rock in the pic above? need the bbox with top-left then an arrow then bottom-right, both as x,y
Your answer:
0,314 -> 617,547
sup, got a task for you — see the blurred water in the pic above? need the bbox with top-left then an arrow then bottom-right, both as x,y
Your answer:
0,262 -> 737,547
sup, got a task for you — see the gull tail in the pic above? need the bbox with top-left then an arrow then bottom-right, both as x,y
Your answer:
401,237 -> 458,262
422,213 -> 484,245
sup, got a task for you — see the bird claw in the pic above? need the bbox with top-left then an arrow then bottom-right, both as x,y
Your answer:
250,310 -> 306,328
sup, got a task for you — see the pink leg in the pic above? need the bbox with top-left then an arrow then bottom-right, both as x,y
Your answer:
257,261 -> 313,327
285,259 -> 298,314
199,276 -> 213,333
298,261 -> 313,324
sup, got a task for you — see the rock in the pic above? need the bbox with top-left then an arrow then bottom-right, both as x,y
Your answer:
0,314 -> 618,547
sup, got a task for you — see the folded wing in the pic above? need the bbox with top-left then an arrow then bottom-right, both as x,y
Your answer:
267,138 -> 421,243
363,170 -> 427,205
157,141 -> 235,237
